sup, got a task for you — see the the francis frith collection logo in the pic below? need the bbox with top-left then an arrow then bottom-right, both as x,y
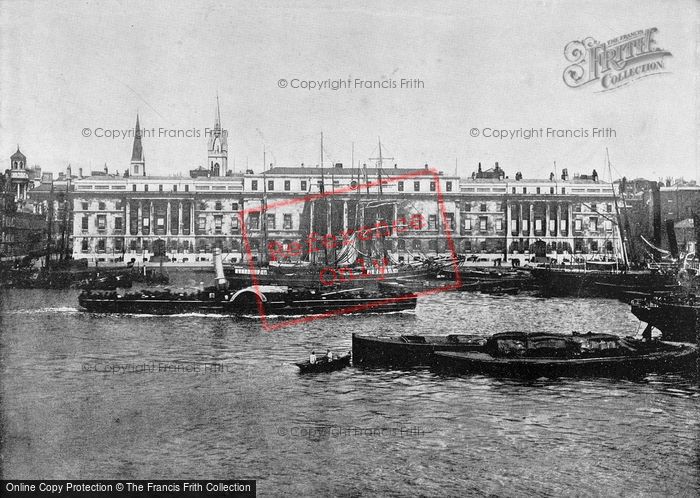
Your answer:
563,28 -> 672,92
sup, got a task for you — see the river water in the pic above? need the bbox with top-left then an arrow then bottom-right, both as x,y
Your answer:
0,284 -> 698,496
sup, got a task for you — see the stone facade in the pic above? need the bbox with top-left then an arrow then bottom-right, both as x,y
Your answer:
70,165 -> 624,264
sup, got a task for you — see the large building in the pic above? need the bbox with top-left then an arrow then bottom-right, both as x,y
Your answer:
1,148 -> 65,259
69,107 -> 624,264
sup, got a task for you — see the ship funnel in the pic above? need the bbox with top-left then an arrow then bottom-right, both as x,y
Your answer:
213,248 -> 228,289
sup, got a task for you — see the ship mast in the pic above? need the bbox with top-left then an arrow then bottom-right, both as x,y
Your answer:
607,148 -> 629,268
320,132 -> 329,266
45,182 -> 54,269
261,146 -> 268,265
369,138 -> 393,261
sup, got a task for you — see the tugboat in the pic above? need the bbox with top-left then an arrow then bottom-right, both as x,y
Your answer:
432,331 -> 697,378
78,249 -> 417,316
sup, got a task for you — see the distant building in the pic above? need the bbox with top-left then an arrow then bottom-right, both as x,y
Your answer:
1,148 -> 57,258
7,147 -> 29,201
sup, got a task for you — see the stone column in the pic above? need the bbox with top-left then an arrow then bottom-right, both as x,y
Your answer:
505,201 -> 512,258
556,203 -> 562,237
568,203 -> 574,252
518,203 -> 523,236
149,201 -> 154,236
137,201 -> 143,235
529,203 -> 534,236
178,201 -> 183,235
166,201 -> 172,236
125,202 -> 131,235
545,203 -> 551,242
190,202 -> 195,234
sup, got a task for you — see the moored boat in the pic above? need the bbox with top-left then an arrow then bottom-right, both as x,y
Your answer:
352,333 -> 486,367
225,262 -> 440,290
432,331 -> 697,378
76,272 -> 133,290
531,266 -> 678,298
296,354 -> 351,373
440,266 -> 534,292
631,295 -> 698,343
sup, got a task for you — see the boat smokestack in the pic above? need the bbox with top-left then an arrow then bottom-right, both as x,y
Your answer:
213,248 -> 228,289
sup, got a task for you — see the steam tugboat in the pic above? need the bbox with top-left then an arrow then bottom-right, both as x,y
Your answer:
78,250 -> 417,316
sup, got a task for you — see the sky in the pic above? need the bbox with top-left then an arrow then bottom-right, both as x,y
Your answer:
0,0 -> 697,181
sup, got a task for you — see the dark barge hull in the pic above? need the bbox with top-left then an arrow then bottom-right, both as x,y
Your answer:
531,268 -> 677,298
631,300 -> 698,343
433,346 -> 698,378
78,293 -> 417,315
352,333 -> 486,367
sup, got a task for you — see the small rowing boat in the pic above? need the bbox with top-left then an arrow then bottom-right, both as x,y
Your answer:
296,354 -> 351,374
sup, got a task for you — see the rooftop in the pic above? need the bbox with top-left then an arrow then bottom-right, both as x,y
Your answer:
262,166 -> 442,176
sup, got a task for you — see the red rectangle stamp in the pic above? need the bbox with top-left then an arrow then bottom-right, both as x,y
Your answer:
240,168 -> 462,331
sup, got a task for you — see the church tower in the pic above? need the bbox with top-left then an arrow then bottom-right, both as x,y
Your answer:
207,97 -> 228,176
9,146 -> 29,200
130,114 -> 145,176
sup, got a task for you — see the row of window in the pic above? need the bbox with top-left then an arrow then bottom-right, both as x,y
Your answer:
80,211 -> 612,235
248,179 -> 456,193
80,201 -> 241,211
244,213 -> 294,231
251,180 -> 308,192
509,186 -> 564,195
82,215 -> 121,231
129,184 -> 191,192
397,181 -> 453,192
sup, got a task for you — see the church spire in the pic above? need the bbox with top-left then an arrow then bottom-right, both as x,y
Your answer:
131,114 -> 143,162
208,97 -> 227,176
215,94 -> 222,131
130,114 -> 145,176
